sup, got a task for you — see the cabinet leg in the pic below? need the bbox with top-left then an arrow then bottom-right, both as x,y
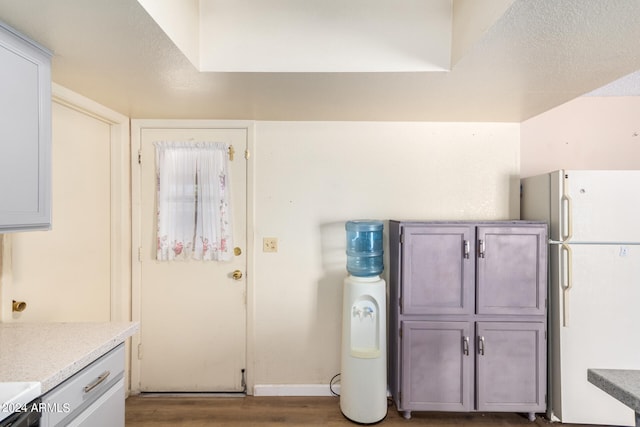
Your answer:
528,412 -> 536,422
403,411 -> 412,420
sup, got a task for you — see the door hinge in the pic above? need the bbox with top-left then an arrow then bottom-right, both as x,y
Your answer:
400,234 -> 404,244
137,149 -> 142,164
245,149 -> 250,159
137,343 -> 143,360
138,247 -> 142,262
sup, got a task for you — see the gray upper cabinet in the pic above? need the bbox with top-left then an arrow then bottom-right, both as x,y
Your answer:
402,225 -> 475,315
0,21 -> 52,232
476,226 -> 547,316
388,221 -> 547,420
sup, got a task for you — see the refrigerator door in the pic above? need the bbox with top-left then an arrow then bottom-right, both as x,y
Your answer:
550,242 -> 640,426
559,170 -> 640,243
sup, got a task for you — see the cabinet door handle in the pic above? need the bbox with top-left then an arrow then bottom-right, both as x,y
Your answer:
478,336 -> 485,355
478,240 -> 485,258
462,336 -> 470,355
463,240 -> 470,259
83,370 -> 111,393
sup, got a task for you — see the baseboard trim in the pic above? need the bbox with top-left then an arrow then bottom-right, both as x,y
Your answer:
253,384 -> 340,397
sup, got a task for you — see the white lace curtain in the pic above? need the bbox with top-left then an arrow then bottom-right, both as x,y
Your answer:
154,141 -> 233,261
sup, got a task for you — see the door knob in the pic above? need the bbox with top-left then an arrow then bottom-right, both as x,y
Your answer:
232,270 -> 243,280
12,300 -> 27,312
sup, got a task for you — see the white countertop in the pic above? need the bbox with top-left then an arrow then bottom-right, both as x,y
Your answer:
0,322 -> 138,393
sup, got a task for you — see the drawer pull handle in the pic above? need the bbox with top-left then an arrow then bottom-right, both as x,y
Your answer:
84,370 -> 111,393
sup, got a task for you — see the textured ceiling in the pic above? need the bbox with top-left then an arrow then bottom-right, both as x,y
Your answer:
0,0 -> 639,121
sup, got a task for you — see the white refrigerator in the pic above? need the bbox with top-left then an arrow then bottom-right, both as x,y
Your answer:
521,170 -> 640,426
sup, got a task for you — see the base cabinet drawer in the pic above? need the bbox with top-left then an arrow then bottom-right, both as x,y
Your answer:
67,379 -> 124,427
41,344 -> 125,427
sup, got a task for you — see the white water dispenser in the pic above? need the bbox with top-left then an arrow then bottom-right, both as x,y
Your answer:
340,220 -> 387,424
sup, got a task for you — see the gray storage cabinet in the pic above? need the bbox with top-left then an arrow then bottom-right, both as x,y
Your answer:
388,221 -> 547,420
0,21 -> 52,232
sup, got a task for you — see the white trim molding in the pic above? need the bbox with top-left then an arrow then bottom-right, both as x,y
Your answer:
253,384 -> 340,397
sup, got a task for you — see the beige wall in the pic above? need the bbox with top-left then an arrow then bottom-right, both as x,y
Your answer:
1,88 -> 521,391
521,96 -> 640,178
251,121 -> 520,388
4,88 -> 638,391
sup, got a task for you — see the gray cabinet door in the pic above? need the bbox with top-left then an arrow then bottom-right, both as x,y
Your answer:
402,225 -> 474,315
475,322 -> 546,412
0,23 -> 51,232
401,321 -> 473,412
476,226 -> 546,315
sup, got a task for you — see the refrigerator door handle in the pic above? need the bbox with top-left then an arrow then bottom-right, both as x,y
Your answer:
561,193 -> 573,241
560,243 -> 573,327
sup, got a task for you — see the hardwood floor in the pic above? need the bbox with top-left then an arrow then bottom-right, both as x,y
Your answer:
125,395 -> 606,426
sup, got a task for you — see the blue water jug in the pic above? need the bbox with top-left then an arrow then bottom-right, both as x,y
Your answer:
345,220 -> 383,277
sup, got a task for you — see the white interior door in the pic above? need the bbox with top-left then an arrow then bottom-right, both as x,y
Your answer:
138,127 -> 247,392
4,102 -> 112,322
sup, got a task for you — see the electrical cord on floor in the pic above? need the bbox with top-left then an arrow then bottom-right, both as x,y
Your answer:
329,373 -> 340,397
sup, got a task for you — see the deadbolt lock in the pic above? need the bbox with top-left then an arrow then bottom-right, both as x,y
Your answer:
232,270 -> 243,280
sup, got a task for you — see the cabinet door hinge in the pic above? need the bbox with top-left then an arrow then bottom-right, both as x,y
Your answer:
138,247 -> 142,262
245,149 -> 250,159
400,233 -> 404,244
137,343 -> 143,360
137,149 -> 142,164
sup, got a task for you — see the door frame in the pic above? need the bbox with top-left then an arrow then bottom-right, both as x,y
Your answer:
52,84 -> 131,323
129,119 -> 255,394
